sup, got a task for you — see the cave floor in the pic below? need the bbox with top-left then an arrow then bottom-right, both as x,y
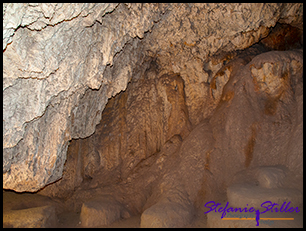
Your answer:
57,211 -> 142,228
3,190 -> 208,228
56,211 -> 208,228
3,190 -> 303,228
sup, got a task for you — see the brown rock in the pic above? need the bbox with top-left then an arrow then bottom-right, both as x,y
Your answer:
256,166 -> 288,189
227,183 -> 302,209
39,47 -> 302,228
3,3 -> 303,192
140,200 -> 193,228
3,190 -> 64,228
80,196 -> 128,227
40,68 -> 191,197
260,23 -> 303,51
3,205 -> 57,228
2,3 -> 304,228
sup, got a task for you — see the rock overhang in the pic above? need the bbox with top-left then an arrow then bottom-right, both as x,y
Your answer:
3,3 -> 303,192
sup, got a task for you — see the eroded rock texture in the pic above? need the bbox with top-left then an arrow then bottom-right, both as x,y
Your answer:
41,47 -> 302,221
3,3 -> 168,191
2,4 -> 303,226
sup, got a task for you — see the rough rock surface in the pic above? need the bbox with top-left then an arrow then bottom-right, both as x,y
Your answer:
80,196 -> 129,227
3,3 -> 167,191
140,200 -> 194,228
3,205 -> 57,228
3,191 -> 62,228
3,3 -> 303,192
40,47 -> 302,228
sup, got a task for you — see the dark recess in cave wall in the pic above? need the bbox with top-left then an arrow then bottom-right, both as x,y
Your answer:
260,23 -> 303,51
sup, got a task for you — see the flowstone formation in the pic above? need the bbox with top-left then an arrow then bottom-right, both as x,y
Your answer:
39,46 -> 302,228
3,3 -> 303,228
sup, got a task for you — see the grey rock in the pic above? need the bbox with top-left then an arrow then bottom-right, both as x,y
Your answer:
2,3 -> 303,192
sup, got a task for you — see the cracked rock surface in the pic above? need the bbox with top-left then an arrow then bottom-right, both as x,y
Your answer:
3,2 -> 303,196
38,47 -> 302,228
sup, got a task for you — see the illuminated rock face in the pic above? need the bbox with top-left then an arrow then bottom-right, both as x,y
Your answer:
3,3 -> 165,192
2,2 -> 303,205
56,48 -> 302,228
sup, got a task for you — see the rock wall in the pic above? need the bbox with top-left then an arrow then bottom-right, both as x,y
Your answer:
3,3 -> 167,191
38,47 -> 303,211
3,3 -> 303,192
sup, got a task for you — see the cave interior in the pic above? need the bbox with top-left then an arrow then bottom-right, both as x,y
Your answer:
3,3 -> 303,228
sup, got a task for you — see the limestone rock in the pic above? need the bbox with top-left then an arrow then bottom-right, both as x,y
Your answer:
2,3 -> 303,194
2,4 -> 304,229
227,183 -> 303,209
3,191 -> 61,228
40,46 -> 303,227
80,196 -> 128,227
3,205 -> 57,228
57,133 -> 183,213
260,23 -> 303,51
3,3 -> 167,192
3,3 -> 119,50
39,69 -> 191,197
140,201 -> 193,228
143,3 -> 303,125
207,49 -> 303,196
256,166 -> 288,189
